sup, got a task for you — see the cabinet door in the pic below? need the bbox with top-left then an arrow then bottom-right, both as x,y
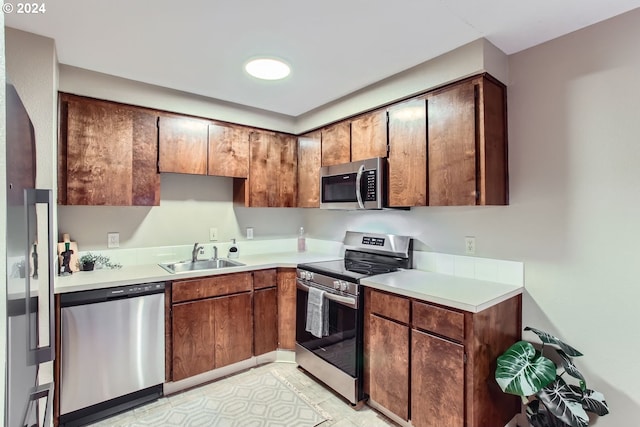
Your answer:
387,98 -> 427,207
321,122 -> 350,166
428,82 -> 477,206
277,269 -> 297,350
248,131 -> 297,207
214,293 -> 253,368
297,130 -> 322,207
351,109 -> 387,161
171,299 -> 216,381
369,314 -> 409,421
62,96 -> 159,206
158,116 -> 208,175
254,288 -> 278,355
208,122 -> 249,178
411,329 -> 464,427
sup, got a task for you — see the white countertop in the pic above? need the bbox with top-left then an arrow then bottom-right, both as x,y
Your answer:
54,251 -> 341,294
55,251 -> 523,313
361,269 -> 523,313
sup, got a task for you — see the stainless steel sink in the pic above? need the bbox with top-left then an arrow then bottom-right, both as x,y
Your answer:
159,258 -> 245,274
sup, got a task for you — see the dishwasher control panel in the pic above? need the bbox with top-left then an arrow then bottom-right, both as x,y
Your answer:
109,283 -> 165,298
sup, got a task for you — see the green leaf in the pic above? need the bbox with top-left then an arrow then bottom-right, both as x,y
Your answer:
555,349 -> 586,390
537,377 -> 589,427
567,385 -> 610,416
495,341 -> 557,396
525,327 -> 583,357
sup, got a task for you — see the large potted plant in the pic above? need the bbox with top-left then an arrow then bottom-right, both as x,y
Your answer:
495,327 -> 609,427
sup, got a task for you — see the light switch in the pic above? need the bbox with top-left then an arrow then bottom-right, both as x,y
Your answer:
107,232 -> 120,248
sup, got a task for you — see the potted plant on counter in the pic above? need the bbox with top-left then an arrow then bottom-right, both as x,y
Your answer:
78,253 -> 122,271
495,327 -> 609,427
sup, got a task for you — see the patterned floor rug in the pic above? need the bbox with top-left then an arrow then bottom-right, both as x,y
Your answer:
129,369 -> 332,427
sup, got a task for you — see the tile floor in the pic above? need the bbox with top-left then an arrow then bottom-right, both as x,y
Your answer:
90,362 -> 398,427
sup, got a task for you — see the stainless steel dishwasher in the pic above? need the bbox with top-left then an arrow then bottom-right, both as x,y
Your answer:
59,282 -> 165,427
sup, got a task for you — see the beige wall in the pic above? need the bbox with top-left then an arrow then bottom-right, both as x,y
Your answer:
305,8 -> 640,425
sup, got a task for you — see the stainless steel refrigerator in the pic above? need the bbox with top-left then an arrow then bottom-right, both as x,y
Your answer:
5,83 -> 55,427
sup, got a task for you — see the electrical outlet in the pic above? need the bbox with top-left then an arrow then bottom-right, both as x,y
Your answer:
465,236 -> 476,255
209,227 -> 218,241
107,232 -> 119,248
246,227 -> 254,240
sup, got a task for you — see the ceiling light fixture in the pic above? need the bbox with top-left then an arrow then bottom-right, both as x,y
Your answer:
245,58 -> 291,80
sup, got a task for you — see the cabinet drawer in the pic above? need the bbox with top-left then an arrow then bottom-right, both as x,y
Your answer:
253,269 -> 277,290
412,301 -> 464,342
370,290 -> 410,324
172,272 -> 252,303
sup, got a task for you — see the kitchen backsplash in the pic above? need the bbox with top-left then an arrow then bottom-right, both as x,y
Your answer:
70,238 -> 524,287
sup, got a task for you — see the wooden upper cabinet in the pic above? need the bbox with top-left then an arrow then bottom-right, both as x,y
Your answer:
427,76 -> 508,206
297,130 -> 322,208
321,122 -> 350,166
387,98 -> 427,207
59,94 -> 160,206
236,130 -> 297,207
351,109 -> 387,161
208,122 -> 249,178
158,115 -> 208,175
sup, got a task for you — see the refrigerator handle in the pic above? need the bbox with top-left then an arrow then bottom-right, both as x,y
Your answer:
22,382 -> 54,427
25,189 -> 56,365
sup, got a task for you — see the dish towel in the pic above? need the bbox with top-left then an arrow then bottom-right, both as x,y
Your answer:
305,287 -> 329,338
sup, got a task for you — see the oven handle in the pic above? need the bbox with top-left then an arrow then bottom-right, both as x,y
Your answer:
296,279 -> 358,309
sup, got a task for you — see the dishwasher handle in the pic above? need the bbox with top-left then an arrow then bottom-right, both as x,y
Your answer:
60,282 -> 165,307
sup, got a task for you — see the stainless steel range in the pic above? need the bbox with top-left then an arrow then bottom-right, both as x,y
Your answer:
296,231 -> 413,405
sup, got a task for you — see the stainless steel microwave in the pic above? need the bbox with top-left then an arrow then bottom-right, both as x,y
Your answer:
320,157 -> 386,210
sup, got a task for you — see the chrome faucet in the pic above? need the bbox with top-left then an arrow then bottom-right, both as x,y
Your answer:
192,243 -> 203,262
212,245 -> 218,261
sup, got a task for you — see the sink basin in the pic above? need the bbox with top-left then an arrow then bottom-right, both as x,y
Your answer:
159,258 -> 245,274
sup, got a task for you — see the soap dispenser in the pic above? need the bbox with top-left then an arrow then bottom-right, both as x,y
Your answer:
228,238 -> 239,259
297,227 -> 306,253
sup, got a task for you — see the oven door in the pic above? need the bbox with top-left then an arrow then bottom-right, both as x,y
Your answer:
295,279 -> 361,378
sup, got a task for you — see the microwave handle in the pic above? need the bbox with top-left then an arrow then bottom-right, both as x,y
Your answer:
355,164 -> 365,209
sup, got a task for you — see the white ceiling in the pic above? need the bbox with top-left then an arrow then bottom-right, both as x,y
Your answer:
6,0 -> 640,116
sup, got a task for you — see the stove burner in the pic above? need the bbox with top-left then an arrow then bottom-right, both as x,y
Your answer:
344,260 -> 397,276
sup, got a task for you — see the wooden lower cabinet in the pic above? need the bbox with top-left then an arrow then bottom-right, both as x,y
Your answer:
277,268 -> 297,350
366,288 -> 521,427
172,298 -> 216,381
214,293 -> 253,368
369,314 -> 409,421
253,288 -> 278,355
169,273 -> 254,382
411,329 -> 464,427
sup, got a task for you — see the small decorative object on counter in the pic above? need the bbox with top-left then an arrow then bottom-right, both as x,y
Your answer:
495,326 -> 609,427
57,233 -> 79,273
77,253 -> 122,271
297,227 -> 306,253
228,238 -> 239,259
60,241 -> 74,275
31,241 -> 38,279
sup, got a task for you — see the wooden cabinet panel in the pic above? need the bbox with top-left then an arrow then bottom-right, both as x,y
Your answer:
60,95 -> 160,206
321,122 -> 350,166
412,301 -> 465,342
253,269 -> 277,290
254,288 -> 278,355
411,329 -> 464,427
214,293 -> 253,368
172,272 -> 252,303
297,130 -> 322,207
351,109 -> 387,161
369,290 -> 410,324
476,77 -> 508,205
244,130 -> 297,207
369,314 -> 409,421
208,122 -> 249,178
388,98 -> 427,207
277,268 -> 297,350
172,298 -> 216,381
158,115 -> 208,175
428,82 -> 477,206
